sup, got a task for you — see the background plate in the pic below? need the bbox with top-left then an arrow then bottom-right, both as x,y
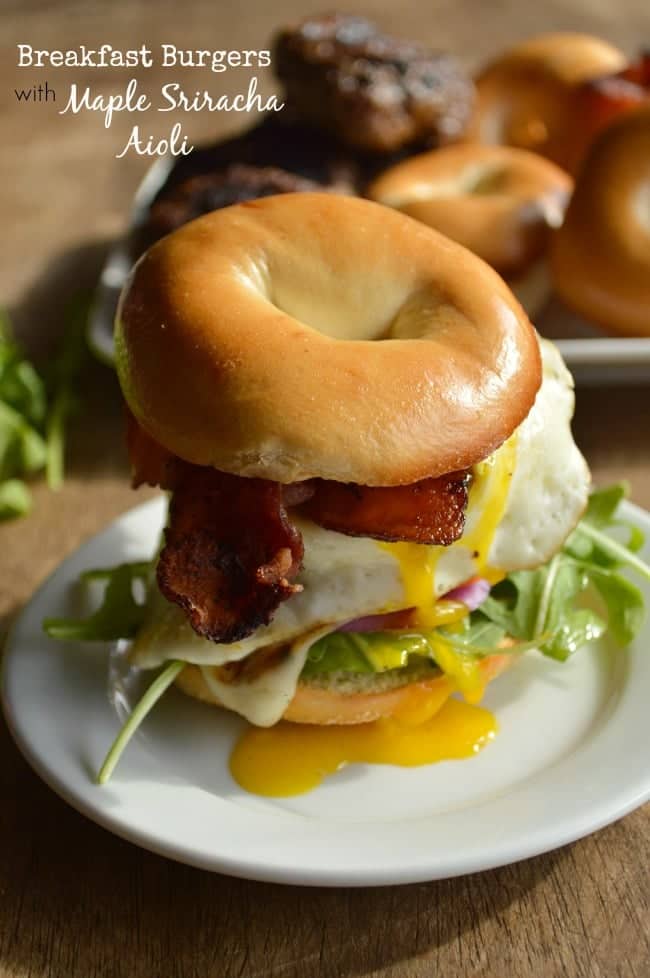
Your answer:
2,497 -> 650,886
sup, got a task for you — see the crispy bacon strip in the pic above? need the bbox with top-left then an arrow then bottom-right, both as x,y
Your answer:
157,468 -> 304,644
126,414 -> 470,642
126,413 -> 469,546
298,472 -> 471,545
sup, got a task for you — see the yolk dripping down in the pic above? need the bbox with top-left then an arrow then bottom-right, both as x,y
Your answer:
462,433 -> 518,581
372,436 -> 517,705
382,433 -> 517,628
229,438 -> 515,798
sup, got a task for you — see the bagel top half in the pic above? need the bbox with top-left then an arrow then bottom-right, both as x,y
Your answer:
115,193 -> 541,486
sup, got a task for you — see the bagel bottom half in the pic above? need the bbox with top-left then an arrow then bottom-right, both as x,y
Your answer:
175,646 -> 516,726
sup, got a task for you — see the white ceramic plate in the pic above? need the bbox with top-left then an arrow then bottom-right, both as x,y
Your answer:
88,157 -> 650,383
2,496 -> 650,886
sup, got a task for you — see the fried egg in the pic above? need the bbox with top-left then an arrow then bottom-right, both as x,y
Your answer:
130,339 -> 589,725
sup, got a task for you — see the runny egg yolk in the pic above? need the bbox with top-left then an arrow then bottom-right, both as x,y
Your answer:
462,434 -> 518,580
229,438 -> 515,798
382,433 -> 518,627
229,696 -> 498,798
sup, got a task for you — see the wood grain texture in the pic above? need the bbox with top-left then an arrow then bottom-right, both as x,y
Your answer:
1,1 -> 650,976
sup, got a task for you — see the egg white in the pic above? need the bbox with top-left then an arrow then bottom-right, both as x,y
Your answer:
130,337 -> 590,727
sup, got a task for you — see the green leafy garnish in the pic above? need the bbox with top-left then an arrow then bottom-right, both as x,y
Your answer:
303,631 -> 379,676
581,483 -> 627,527
477,484 -> 647,660
302,626 -> 548,678
0,478 -> 32,520
436,627 -> 551,657
0,318 -> 48,517
44,296 -> 89,490
43,559 -> 172,787
0,309 -> 47,426
43,562 -> 150,641
579,565 -> 644,646
305,484 -> 647,674
97,660 -> 184,785
0,302 -> 89,514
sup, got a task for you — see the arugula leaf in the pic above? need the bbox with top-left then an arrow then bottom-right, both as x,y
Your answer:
0,312 -> 48,455
481,576 -> 536,639
44,296 -> 89,490
479,483 -> 648,659
0,479 -> 32,520
44,560 -> 161,786
302,626 -> 545,679
0,399 -> 47,479
565,483 -> 650,577
0,358 -> 47,428
45,388 -> 75,491
583,483 -> 627,527
303,631 -> 419,676
43,562 -> 150,642
585,565 -> 645,646
437,628 -> 551,657
568,521 -> 650,581
0,301 -> 89,510
97,660 -> 184,785
303,631 -> 377,675
541,609 -> 606,662
454,617 -> 506,647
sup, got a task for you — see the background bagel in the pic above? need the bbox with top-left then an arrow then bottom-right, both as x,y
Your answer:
368,144 -> 572,317
551,105 -> 650,338
468,33 -> 626,171
564,52 -> 650,174
116,193 -> 541,486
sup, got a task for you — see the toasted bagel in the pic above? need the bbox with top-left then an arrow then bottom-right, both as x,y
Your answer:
116,193 -> 541,485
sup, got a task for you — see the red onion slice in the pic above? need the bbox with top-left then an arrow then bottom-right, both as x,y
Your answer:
337,577 -> 490,634
443,577 -> 491,611
337,608 -> 415,632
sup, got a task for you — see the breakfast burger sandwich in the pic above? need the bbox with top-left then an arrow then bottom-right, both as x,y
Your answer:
46,193 -> 648,793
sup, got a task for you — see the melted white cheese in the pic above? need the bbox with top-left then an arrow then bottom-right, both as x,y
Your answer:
198,626 -> 335,727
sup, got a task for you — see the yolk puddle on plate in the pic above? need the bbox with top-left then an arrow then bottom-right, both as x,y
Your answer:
229,695 -> 498,798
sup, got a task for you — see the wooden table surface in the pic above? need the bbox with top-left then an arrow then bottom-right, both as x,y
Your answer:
2,1 -> 650,976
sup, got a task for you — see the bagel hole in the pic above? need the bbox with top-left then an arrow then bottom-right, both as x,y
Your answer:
467,164 -> 511,195
265,268 -> 411,342
386,163 -> 510,207
248,236 -> 446,342
385,289 -> 451,340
